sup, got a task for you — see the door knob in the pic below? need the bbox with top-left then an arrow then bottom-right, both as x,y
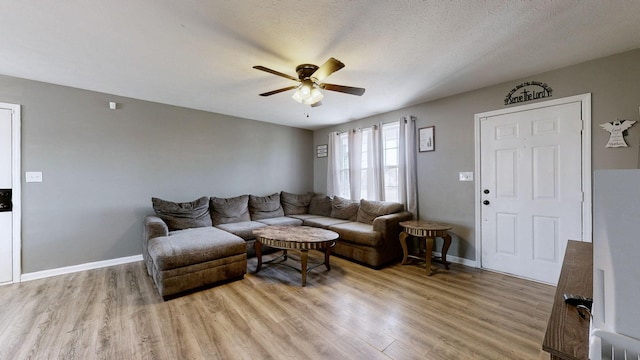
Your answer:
483,200 -> 490,205
483,189 -> 490,194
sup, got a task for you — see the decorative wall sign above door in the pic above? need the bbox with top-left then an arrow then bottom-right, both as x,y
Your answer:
504,81 -> 553,106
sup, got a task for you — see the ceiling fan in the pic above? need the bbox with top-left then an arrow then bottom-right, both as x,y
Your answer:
253,57 -> 365,107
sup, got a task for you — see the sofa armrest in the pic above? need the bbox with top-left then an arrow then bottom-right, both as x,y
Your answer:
142,215 -> 169,275
144,215 -> 169,240
372,211 -> 414,234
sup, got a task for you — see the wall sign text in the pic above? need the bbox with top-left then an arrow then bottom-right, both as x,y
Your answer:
504,81 -> 553,106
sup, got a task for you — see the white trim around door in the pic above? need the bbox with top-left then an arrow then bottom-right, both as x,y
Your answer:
0,102 -> 21,284
473,94 -> 592,275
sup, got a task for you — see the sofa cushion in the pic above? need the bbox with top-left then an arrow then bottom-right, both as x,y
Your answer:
329,222 -> 383,247
210,195 -> 251,225
280,191 -> 313,215
215,221 -> 267,240
249,193 -> 285,220
331,196 -> 360,221
287,214 -> 323,221
309,194 -> 333,216
303,216 -> 351,229
152,196 -> 212,231
256,216 -> 303,227
357,199 -> 405,225
148,227 -> 245,271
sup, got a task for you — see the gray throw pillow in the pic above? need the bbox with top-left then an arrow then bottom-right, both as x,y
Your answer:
210,195 -> 251,225
331,196 -> 360,221
308,194 -> 333,216
152,196 -> 212,231
357,199 -> 405,224
281,191 -> 313,215
249,193 -> 284,220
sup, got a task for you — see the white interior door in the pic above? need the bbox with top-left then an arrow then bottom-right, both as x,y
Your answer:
0,102 -> 20,284
0,107 -> 13,283
479,101 -> 584,284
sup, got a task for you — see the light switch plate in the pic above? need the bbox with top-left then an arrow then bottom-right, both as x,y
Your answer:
25,171 -> 43,183
459,172 -> 473,181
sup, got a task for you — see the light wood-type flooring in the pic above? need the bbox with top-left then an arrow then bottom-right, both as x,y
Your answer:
0,252 -> 555,359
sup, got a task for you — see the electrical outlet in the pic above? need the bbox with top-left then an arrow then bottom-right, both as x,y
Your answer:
459,172 -> 473,181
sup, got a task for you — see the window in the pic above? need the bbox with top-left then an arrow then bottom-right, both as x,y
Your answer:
334,122 -> 400,202
337,132 -> 349,199
383,122 -> 400,202
328,117 -> 416,215
360,128 -> 372,200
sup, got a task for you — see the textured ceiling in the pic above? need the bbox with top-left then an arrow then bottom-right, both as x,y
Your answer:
1,1 -> 640,130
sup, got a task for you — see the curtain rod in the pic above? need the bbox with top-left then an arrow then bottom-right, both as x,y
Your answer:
328,116 -> 415,136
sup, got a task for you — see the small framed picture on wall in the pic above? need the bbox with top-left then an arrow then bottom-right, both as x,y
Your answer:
316,144 -> 328,158
419,126 -> 435,152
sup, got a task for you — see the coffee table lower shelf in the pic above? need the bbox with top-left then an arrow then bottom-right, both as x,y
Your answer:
254,245 -> 335,286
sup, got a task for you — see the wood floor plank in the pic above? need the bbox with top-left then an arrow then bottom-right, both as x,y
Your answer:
0,255 -> 555,359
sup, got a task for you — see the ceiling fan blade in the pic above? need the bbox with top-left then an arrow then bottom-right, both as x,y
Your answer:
258,85 -> 298,96
311,58 -> 345,82
321,83 -> 366,96
311,101 -> 323,108
253,66 -> 299,82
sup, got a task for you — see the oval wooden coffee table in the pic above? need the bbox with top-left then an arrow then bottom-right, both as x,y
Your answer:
399,220 -> 452,275
253,225 -> 339,286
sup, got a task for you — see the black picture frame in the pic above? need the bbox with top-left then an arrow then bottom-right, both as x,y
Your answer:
419,126 -> 435,152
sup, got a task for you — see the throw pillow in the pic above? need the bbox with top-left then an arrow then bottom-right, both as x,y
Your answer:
357,199 -> 405,225
249,193 -> 285,220
152,196 -> 212,231
209,195 -> 251,225
308,194 -> 333,216
331,196 -> 360,221
281,191 -> 313,215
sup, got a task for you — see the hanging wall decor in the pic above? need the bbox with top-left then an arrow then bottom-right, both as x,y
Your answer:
419,126 -> 435,152
600,119 -> 636,148
504,81 -> 553,106
316,144 -> 328,157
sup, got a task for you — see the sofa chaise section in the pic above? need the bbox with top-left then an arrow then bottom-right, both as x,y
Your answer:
144,197 -> 247,299
146,225 -> 246,298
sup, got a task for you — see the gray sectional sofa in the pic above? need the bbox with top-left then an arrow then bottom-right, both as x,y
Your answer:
143,191 -> 413,298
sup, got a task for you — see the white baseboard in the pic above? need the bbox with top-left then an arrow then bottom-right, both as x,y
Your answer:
433,251 -> 478,268
17,252 -> 476,283
21,254 -> 143,282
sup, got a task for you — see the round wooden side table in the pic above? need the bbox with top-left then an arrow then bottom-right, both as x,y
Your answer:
399,220 -> 452,275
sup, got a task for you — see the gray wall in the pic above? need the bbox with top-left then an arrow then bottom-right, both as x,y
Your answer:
0,75 -> 314,273
313,49 -> 640,261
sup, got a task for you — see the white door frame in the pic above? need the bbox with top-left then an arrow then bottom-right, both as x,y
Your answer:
1,102 -> 21,283
473,94 -> 592,269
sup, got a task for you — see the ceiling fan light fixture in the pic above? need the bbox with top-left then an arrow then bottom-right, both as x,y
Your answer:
292,81 -> 323,105
300,83 -> 311,96
254,57 -> 364,106
310,86 -> 324,102
291,88 -> 303,103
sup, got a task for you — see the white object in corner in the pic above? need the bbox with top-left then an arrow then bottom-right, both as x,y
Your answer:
590,170 -> 640,360
25,171 -> 42,182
